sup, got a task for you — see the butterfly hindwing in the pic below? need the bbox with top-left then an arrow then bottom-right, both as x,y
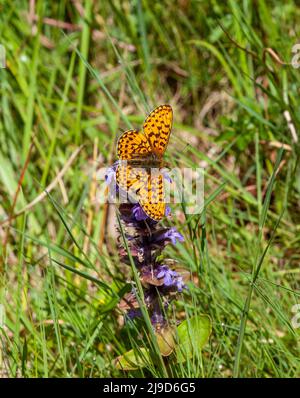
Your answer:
143,104 -> 173,158
139,170 -> 165,221
116,163 -> 165,221
116,162 -> 148,202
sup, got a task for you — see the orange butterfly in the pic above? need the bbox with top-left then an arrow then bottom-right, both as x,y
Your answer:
116,105 -> 173,221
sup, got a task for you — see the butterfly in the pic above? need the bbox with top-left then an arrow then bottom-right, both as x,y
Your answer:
116,104 -> 173,221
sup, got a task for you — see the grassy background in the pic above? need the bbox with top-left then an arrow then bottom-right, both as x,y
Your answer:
0,0 -> 300,377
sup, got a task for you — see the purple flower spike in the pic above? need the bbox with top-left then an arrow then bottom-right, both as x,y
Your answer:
113,111 -> 187,328
132,204 -> 149,221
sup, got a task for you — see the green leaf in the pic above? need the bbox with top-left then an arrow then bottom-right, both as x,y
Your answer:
114,348 -> 151,371
174,314 -> 212,363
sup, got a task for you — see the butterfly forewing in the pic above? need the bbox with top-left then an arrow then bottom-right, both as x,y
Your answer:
143,104 -> 173,158
117,129 -> 152,160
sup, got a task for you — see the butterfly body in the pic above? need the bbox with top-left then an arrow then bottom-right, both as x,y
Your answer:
125,158 -> 164,168
116,105 -> 173,221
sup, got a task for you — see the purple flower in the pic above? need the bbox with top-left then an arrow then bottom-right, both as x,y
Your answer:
174,276 -> 184,292
165,206 -> 171,217
156,265 -> 185,292
105,163 -> 117,185
151,311 -> 165,326
132,204 -> 149,221
161,168 -> 172,183
155,227 -> 184,245
126,308 -> 142,320
157,265 -> 177,286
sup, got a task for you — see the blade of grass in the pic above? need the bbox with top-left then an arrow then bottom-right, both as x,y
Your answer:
233,147 -> 284,377
74,0 -> 92,144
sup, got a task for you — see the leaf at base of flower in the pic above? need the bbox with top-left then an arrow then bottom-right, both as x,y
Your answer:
114,348 -> 150,370
173,314 -> 212,363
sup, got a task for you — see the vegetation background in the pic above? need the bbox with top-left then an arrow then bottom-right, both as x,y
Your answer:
0,0 -> 300,377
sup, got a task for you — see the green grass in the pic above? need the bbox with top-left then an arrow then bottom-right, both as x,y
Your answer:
1,0 -> 300,378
